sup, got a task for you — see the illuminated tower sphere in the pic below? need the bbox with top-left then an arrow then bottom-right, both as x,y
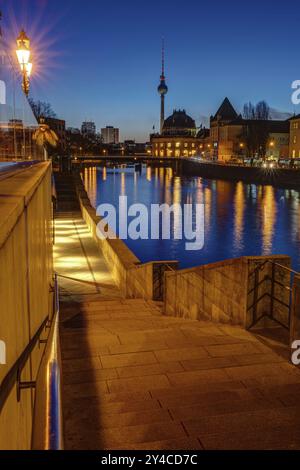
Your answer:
157,40 -> 168,134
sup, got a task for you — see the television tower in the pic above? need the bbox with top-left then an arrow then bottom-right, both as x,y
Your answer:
157,39 -> 168,134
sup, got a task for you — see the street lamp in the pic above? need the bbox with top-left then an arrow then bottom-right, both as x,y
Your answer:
16,30 -> 32,96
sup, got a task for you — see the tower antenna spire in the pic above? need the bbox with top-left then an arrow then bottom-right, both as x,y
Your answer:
161,37 -> 165,78
157,37 -> 168,134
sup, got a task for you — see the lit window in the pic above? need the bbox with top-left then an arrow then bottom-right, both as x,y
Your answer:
184,142 -> 188,148
192,143 -> 195,148
167,143 -> 171,148
176,142 -> 181,148
294,136 -> 297,144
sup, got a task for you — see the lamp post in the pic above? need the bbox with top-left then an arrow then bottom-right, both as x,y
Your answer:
16,30 -> 32,97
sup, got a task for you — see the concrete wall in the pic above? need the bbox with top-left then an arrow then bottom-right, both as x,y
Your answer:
164,255 -> 291,328
0,162 -> 53,450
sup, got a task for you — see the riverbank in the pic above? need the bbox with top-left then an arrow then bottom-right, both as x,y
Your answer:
72,157 -> 300,189
178,159 -> 300,189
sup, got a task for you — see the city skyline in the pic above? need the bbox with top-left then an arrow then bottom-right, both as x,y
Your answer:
2,0 -> 300,140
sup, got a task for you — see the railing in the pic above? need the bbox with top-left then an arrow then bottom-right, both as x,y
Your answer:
0,274 -> 64,450
247,259 -> 299,330
0,317 -> 49,414
153,262 -> 178,301
31,274 -> 63,450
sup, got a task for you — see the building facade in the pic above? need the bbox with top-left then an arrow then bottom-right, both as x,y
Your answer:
101,126 -> 120,144
151,109 -> 199,157
289,115 -> 300,158
204,98 -> 290,162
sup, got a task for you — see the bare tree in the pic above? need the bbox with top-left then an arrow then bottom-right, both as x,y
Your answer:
243,102 -> 256,119
243,100 -> 270,120
255,101 -> 270,120
28,99 -> 57,121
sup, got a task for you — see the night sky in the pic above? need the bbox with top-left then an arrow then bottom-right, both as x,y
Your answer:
2,0 -> 300,140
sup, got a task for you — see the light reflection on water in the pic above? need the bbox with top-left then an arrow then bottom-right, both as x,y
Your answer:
83,165 -> 300,271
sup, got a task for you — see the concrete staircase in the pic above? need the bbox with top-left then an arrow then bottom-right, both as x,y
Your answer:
60,297 -> 300,450
54,173 -> 80,213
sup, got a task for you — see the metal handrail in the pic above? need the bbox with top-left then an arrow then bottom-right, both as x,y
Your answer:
31,274 -> 63,450
247,259 -> 299,330
0,316 -> 49,414
248,259 -> 300,279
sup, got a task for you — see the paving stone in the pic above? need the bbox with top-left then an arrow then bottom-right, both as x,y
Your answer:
225,363 -> 296,381
200,427 -> 300,450
167,368 -> 230,387
107,375 -> 171,393
180,356 -> 239,371
169,396 -> 282,421
157,388 -> 259,409
64,397 -> 161,418
107,437 -> 203,450
204,343 -> 264,357
100,351 -> 158,369
62,356 -> 102,373
65,421 -> 186,450
63,368 -> 118,385
183,407 -> 300,437
154,347 -> 209,363
116,362 -> 184,378
150,380 -> 246,400
108,341 -> 168,355
66,408 -> 172,430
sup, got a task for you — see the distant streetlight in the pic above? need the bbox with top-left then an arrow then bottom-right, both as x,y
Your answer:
269,141 -> 275,147
16,30 -> 32,96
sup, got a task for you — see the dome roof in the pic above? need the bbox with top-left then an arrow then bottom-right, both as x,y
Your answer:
163,109 -> 196,131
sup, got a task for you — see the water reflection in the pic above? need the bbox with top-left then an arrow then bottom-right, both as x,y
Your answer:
233,182 -> 245,252
83,165 -> 300,271
261,186 -> 277,255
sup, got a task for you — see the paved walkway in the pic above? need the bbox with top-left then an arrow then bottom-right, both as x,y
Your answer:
54,177 -> 300,450
54,212 -> 121,302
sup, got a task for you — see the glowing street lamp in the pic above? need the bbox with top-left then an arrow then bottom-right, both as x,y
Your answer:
16,30 -> 32,96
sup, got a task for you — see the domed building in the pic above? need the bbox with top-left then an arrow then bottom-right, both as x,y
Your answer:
151,109 -> 199,158
163,110 -> 196,136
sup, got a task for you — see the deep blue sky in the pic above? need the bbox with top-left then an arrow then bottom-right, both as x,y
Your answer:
2,0 -> 300,140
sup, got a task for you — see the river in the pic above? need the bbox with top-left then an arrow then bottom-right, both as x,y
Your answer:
82,164 -> 300,271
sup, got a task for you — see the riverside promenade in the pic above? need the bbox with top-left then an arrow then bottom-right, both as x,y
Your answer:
55,174 -> 300,450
